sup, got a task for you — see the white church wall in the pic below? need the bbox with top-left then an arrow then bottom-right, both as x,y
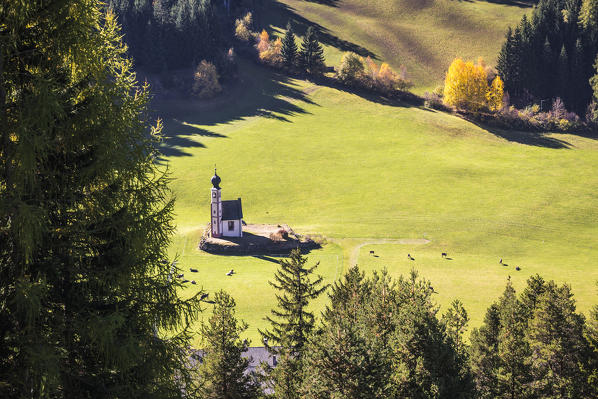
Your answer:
221,219 -> 242,237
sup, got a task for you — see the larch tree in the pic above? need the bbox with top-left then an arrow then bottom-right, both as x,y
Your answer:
281,22 -> 298,68
260,249 -> 327,399
197,291 -> 258,399
487,76 -> 505,111
0,2 -> 201,398
298,26 -> 326,74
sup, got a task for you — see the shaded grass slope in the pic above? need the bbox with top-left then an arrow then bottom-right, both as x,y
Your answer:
256,0 -> 530,91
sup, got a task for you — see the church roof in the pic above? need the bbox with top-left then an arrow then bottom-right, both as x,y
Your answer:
222,198 -> 243,220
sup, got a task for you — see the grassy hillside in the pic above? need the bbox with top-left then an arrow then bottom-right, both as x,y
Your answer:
256,0 -> 531,91
157,58 -> 598,345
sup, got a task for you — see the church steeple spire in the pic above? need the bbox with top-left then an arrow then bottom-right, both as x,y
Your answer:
211,166 -> 221,189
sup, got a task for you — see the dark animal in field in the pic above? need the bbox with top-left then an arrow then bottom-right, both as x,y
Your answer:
190,268 -> 198,272
182,279 -> 189,283
408,254 -> 415,261
515,266 -> 521,271
499,258 -> 503,264
442,252 -> 447,258
370,250 -> 375,255
176,273 -> 184,278
226,269 -> 234,276
200,293 -> 209,301
191,280 -> 196,284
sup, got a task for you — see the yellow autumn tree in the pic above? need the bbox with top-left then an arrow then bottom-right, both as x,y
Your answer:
257,30 -> 270,54
443,58 -> 488,111
486,76 -> 504,111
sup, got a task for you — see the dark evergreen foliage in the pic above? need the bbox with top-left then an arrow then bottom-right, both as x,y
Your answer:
260,249 -> 327,399
497,0 -> 598,114
298,26 -> 326,74
197,290 -> 259,399
470,275 -> 594,398
281,22 -> 298,68
0,1 -> 202,398
302,268 -> 474,399
106,0 -> 231,71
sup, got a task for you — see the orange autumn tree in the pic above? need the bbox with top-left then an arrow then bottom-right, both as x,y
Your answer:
443,58 -> 489,111
257,30 -> 270,54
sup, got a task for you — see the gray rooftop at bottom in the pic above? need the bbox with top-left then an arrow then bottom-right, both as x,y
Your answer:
222,198 -> 243,220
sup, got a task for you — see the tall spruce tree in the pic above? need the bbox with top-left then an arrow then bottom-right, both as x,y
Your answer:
197,291 -> 258,399
260,249 -> 327,399
298,26 -> 326,74
302,267 -> 388,399
470,304 -> 502,399
442,299 -> 470,355
281,22 -> 298,68
496,280 -> 532,399
528,282 -> 591,398
0,2 -> 201,398
585,282 -> 598,397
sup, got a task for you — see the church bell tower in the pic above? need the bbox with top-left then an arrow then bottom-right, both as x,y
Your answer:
210,168 -> 222,237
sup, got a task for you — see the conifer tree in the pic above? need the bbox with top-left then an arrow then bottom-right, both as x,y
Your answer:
470,304 -> 501,399
585,283 -> 598,397
390,271 -> 474,398
260,249 -> 327,399
442,299 -> 470,354
281,22 -> 298,68
298,26 -> 326,74
496,280 -> 532,399
302,266 -> 385,399
528,282 -> 590,398
198,291 -> 258,399
0,2 -> 201,398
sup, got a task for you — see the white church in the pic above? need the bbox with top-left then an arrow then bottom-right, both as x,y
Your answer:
210,169 -> 243,238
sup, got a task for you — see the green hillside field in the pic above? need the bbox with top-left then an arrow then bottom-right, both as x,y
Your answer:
256,0 -> 533,91
154,1 -> 598,346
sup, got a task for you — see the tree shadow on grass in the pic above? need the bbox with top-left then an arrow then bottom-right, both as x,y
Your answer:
309,74 -> 424,108
255,0 -> 375,59
468,119 -> 573,149
152,59 -> 317,159
471,0 -> 535,7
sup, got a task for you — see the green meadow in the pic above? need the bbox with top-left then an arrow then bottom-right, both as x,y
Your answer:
257,0 -> 532,91
156,1 -> 598,346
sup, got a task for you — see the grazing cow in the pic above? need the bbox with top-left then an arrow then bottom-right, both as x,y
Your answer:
190,268 -> 198,272
191,280 -> 196,285
370,250 -> 375,255
200,293 -> 209,301
176,273 -> 184,278
182,279 -> 189,283
408,254 -> 415,261
441,252 -> 447,258
515,266 -> 521,271
226,269 -> 234,276
499,258 -> 503,264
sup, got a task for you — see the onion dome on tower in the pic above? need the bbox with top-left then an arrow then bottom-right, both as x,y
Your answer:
211,168 -> 221,189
